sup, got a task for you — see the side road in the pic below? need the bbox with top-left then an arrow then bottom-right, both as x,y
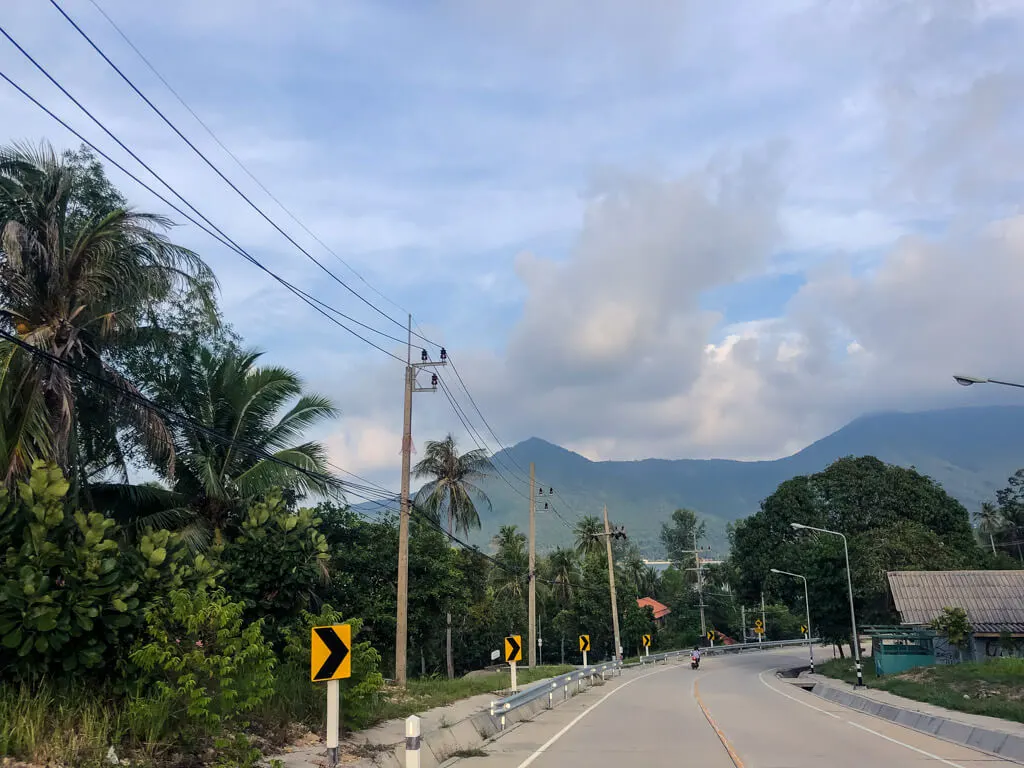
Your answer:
802,673 -> 1024,764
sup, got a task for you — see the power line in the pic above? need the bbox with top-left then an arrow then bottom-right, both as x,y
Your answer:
81,0 -> 412,323
47,0 -> 422,345
0,329 -> 349,495
0,65 -> 406,363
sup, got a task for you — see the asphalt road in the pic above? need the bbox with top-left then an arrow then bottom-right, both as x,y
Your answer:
456,648 -> 1020,767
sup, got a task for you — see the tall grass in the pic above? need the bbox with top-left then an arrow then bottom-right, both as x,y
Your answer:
0,683 -> 125,767
369,665 -> 575,724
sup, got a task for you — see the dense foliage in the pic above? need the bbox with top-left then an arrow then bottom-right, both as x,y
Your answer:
729,457 -> 984,653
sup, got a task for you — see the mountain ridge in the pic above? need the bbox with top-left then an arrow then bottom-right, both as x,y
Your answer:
354,405 -> 1024,556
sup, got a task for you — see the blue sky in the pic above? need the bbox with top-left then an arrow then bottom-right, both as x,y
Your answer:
4,0 -> 1024,490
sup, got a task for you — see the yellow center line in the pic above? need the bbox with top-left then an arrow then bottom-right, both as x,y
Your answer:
693,679 -> 745,768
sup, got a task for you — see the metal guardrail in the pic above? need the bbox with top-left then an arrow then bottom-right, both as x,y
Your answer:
488,660 -> 621,726
631,636 -> 821,666
487,637 -> 819,727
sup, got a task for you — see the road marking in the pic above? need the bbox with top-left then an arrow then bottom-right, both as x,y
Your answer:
846,721 -> 967,767
757,670 -> 841,719
514,666 -> 671,768
757,669 -> 970,766
693,679 -> 745,768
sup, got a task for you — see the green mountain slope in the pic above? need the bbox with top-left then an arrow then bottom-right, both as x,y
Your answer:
363,406 -> 1024,557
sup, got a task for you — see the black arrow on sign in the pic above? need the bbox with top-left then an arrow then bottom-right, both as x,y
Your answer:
506,636 -> 521,661
580,636 -> 590,652
314,627 -> 350,680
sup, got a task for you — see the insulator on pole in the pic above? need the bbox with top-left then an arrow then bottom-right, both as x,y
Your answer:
420,349 -> 428,362
431,374 -> 438,386
440,347 -> 447,361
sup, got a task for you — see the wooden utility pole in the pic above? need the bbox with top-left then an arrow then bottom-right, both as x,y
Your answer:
528,462 -> 537,668
603,505 -> 622,663
394,315 -> 445,687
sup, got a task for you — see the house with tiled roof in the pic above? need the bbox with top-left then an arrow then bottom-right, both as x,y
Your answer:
636,597 -> 671,627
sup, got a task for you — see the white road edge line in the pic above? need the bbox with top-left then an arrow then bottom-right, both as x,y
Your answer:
757,669 -> 971,767
514,666 -> 672,768
757,670 -> 841,719
846,721 -> 967,767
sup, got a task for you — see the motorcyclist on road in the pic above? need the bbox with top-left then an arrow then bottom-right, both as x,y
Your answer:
691,646 -> 701,662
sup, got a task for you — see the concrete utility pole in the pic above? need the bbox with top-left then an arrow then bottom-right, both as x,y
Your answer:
528,462 -> 537,668
695,529 -> 707,641
741,605 -> 746,643
603,505 -> 623,663
394,315 -> 446,687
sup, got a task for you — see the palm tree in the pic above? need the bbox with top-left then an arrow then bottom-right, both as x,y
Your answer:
638,565 -> 662,598
492,525 -> 528,598
413,433 -> 493,679
0,142 -> 216,487
109,346 -> 339,547
574,515 -> 604,557
975,502 -> 1007,556
413,434 -> 493,536
545,547 -> 579,607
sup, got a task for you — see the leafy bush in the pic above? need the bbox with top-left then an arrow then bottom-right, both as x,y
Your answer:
130,588 -> 276,738
0,462 -> 222,683
0,462 -> 142,680
279,606 -> 384,729
930,606 -> 973,648
220,492 -> 330,645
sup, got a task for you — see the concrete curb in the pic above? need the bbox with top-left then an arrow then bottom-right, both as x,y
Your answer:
810,682 -> 1024,764
372,672 -> 611,767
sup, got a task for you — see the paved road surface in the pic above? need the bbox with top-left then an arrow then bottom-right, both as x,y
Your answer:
456,648 -> 1019,767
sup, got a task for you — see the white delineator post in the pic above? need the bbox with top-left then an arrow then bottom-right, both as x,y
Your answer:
645,645 -> 650,658
405,715 -> 421,768
326,679 -> 340,767
510,660 -> 518,692
582,650 -> 588,668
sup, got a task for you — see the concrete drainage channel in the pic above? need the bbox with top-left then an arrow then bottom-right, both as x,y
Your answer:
376,662 -> 624,768
805,680 -> 1024,764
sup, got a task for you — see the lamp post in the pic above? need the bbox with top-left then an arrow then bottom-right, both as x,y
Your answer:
953,374 -> 1024,389
770,568 -> 814,674
790,523 -> 862,686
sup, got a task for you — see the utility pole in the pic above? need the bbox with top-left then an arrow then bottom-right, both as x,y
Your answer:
741,605 -> 746,643
528,463 -> 537,667
695,529 -> 706,641
603,505 -> 623,663
394,315 -> 446,687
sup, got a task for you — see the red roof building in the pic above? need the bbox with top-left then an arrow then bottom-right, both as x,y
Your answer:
636,597 -> 672,625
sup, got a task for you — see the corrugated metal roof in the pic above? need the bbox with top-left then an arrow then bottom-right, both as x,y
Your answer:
887,571 -> 1024,629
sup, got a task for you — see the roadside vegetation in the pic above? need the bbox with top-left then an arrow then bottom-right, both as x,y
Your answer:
818,658 -> 1024,724
2,142 -> 1022,766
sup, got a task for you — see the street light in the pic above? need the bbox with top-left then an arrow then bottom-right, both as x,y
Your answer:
953,374 -> 1024,389
770,568 -> 815,674
790,522 -> 863,687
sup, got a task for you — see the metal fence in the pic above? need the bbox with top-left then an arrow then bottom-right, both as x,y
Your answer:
487,637 -> 819,724
488,660 -> 621,724
631,636 -> 820,666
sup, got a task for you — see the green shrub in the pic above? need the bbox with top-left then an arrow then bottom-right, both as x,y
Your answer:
0,462 -> 220,683
278,606 -> 384,729
0,462 -> 142,680
130,588 -> 276,738
220,492 -> 330,645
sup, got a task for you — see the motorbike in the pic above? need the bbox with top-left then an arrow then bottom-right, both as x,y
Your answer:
690,656 -> 700,670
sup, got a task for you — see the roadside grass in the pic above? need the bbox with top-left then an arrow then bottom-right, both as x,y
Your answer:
817,657 -> 1024,724
369,665 -> 575,724
0,664 -> 575,766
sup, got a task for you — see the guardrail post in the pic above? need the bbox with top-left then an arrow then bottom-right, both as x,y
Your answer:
405,716 -> 421,768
